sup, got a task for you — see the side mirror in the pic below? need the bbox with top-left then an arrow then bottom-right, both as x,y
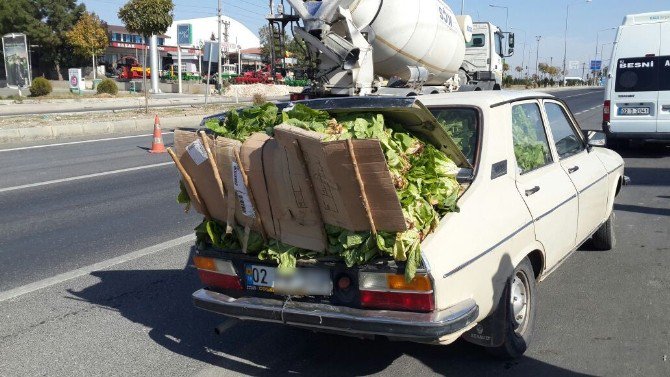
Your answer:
508,33 -> 515,49
583,130 -> 606,147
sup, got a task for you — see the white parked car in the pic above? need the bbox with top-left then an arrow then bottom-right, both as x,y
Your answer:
192,91 -> 627,358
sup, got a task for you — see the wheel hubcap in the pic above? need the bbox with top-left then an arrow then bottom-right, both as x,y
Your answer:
510,271 -> 530,333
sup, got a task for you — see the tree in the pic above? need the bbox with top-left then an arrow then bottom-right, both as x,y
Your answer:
66,12 -> 108,80
503,62 -> 510,73
0,0 -> 85,80
118,0 -> 174,113
515,65 -> 523,78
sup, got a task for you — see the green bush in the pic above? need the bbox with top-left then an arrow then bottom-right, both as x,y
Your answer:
96,78 -> 119,95
29,77 -> 52,97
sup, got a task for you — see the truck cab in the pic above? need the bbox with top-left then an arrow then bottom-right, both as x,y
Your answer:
461,22 -> 513,91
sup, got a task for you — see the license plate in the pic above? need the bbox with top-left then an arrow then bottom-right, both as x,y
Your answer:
618,107 -> 650,115
245,264 -> 333,296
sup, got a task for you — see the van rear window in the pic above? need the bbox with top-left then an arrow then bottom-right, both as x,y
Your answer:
615,56 -> 670,92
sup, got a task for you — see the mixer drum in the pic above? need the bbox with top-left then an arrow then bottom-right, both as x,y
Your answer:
349,0 -> 466,85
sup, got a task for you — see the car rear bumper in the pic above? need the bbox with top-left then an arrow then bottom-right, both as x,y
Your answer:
603,123 -> 670,141
193,289 -> 479,341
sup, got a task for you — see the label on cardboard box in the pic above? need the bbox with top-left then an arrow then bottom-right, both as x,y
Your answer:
232,161 -> 256,218
186,139 -> 208,165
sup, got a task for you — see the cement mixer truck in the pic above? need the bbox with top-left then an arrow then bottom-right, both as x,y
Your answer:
277,0 -> 514,97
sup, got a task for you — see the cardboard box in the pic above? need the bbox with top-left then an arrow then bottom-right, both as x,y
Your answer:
274,124 -> 406,233
240,133 -> 277,239
173,130 -> 229,222
272,127 -> 328,251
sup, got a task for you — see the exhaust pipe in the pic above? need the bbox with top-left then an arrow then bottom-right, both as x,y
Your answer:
214,319 -> 240,335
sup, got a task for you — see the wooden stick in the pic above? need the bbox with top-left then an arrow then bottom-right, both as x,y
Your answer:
199,131 -> 226,198
199,131 -> 233,234
234,149 -> 267,242
347,138 -> 377,235
167,147 -> 211,219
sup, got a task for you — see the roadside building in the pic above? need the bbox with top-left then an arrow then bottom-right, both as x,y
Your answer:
102,16 -> 260,76
103,25 -> 201,75
165,16 -> 260,74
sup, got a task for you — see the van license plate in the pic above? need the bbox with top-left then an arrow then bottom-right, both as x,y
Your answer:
619,107 -> 650,115
244,264 -> 332,296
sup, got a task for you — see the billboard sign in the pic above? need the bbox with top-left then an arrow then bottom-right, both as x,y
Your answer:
590,60 -> 602,70
2,33 -> 31,88
177,24 -> 192,46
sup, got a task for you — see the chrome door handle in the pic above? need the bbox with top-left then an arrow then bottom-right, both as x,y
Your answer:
525,186 -> 540,196
568,166 -> 580,174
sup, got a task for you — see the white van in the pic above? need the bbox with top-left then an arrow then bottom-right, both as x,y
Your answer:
603,11 -> 670,145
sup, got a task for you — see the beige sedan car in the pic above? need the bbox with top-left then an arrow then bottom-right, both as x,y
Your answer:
192,92 -> 627,358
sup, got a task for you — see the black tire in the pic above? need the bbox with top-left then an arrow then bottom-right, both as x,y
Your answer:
592,211 -> 616,250
488,257 -> 537,359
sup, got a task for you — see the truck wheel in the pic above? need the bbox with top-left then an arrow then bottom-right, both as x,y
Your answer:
591,211 -> 615,250
488,257 -> 537,359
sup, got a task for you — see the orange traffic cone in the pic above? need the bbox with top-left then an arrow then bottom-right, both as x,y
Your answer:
149,115 -> 167,154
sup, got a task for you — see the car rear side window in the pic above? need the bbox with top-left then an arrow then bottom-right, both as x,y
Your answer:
615,56 -> 669,92
544,102 -> 584,159
430,107 -> 479,164
512,103 -> 553,174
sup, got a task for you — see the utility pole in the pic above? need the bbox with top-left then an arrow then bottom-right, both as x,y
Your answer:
581,62 -> 586,81
217,0 -> 223,90
461,0 -> 464,15
535,36 -> 541,78
223,19 -> 231,65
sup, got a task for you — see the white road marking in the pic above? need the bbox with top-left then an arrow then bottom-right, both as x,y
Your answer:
0,162 -> 173,193
561,90 -> 604,99
0,132 -> 174,153
574,104 -> 603,116
0,234 -> 196,303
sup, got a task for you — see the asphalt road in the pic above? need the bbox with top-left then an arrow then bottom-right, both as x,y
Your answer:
1,88 -> 668,376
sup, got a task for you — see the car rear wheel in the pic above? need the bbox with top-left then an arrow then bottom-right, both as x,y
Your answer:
488,257 -> 537,359
592,211 -> 616,251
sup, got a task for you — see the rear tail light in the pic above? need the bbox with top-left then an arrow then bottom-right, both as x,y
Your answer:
603,100 -> 611,123
290,93 -> 309,101
358,272 -> 434,312
193,256 -> 242,290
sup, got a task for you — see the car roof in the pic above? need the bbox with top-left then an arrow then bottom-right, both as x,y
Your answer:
416,90 -> 556,108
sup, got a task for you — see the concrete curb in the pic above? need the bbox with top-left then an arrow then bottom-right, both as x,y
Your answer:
0,114 -> 205,144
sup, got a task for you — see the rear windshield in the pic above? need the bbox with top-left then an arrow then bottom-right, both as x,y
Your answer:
429,107 -> 479,164
615,56 -> 670,92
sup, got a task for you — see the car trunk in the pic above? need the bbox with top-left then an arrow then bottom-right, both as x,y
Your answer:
192,97 -> 472,313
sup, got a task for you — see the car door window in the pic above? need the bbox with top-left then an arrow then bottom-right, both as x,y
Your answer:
512,103 -> 553,174
544,102 -> 585,159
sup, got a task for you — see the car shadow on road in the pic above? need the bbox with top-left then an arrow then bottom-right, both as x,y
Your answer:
66,249 -> 590,377
609,143 -> 670,159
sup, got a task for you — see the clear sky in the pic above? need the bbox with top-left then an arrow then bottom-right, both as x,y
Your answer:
81,0 -> 670,77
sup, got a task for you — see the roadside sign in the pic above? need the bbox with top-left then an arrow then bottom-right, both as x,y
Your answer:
202,42 -> 220,62
2,33 -> 31,88
177,24 -> 192,46
68,68 -> 84,91
590,60 -> 602,70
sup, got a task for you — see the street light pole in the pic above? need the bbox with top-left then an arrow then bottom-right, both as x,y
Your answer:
535,36 -> 541,78
217,0 -> 223,91
461,0 -> 465,15
489,4 -> 509,31
511,27 -> 526,77
563,0 -> 591,85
